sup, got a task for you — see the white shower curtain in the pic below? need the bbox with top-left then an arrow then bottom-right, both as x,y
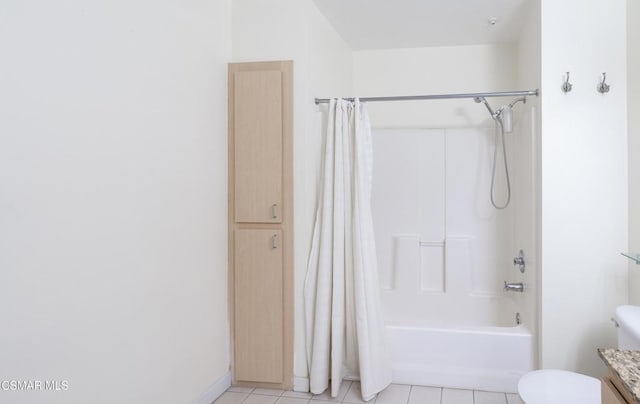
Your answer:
304,99 -> 391,401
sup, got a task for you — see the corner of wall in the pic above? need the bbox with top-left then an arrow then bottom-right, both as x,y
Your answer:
229,0 -> 355,385
627,0 -> 640,305
193,372 -> 231,404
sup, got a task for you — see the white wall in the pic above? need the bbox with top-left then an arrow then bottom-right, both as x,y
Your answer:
628,0 -> 640,304
353,45 -> 518,129
232,0 -> 353,384
539,0 -> 628,376
0,1 -> 232,403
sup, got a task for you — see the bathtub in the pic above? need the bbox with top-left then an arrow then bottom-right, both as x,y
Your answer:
378,234 -> 536,393
378,235 -> 536,393
371,128 -> 538,393
386,321 -> 534,393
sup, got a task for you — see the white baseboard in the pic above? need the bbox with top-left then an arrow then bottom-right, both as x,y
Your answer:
194,371 -> 231,404
293,377 -> 310,392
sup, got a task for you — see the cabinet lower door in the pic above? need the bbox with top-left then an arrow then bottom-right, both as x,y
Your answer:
234,229 -> 283,383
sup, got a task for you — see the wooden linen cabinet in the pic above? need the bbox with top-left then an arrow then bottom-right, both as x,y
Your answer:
228,60 -> 293,389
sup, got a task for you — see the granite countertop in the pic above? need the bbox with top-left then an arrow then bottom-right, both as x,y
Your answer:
598,348 -> 640,403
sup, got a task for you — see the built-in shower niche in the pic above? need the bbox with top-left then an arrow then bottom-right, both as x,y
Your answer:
383,235 -> 478,296
381,234 -> 518,328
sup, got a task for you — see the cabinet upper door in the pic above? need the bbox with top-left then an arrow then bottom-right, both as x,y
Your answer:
233,70 -> 283,223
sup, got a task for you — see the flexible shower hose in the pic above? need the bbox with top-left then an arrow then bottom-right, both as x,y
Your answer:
490,116 -> 511,210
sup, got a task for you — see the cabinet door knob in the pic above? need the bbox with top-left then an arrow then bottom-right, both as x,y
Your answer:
271,203 -> 278,219
271,234 -> 278,249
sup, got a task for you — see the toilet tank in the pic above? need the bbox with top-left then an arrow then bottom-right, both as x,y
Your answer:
615,306 -> 640,350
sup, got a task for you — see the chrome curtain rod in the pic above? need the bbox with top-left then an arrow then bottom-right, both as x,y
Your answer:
314,89 -> 539,105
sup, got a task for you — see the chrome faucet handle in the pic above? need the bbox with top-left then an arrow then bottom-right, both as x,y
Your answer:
513,250 -> 525,273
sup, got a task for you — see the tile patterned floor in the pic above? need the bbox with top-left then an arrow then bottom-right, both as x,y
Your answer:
214,382 -> 524,404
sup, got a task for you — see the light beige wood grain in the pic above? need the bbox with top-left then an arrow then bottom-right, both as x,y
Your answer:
280,60 -> 294,391
234,70 -> 283,224
607,370 -> 634,404
602,377 -> 628,404
234,229 -> 283,383
228,60 -> 294,390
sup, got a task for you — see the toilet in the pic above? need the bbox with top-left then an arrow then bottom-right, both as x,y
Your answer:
518,305 -> 640,404
518,369 -> 600,404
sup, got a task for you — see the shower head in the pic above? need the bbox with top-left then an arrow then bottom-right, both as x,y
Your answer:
475,96 -> 528,121
501,105 -> 513,133
474,97 -> 498,118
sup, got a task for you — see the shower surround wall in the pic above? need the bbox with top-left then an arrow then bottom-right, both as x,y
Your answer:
372,127 -> 519,327
356,43 -> 537,392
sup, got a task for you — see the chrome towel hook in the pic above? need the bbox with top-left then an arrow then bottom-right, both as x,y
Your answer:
598,72 -> 610,93
562,72 -> 573,93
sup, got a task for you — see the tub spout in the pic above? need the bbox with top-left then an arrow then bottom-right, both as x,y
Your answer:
504,281 -> 524,292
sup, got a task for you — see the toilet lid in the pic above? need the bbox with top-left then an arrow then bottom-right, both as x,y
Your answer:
518,369 -> 600,404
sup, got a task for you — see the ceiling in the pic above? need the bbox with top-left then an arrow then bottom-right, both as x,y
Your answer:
312,0 -> 530,50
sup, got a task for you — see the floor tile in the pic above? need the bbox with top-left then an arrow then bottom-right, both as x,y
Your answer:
282,391 -> 313,399
441,388 -> 474,404
375,384 -> 410,404
225,384 -> 516,404
474,390 -> 507,404
343,382 -> 375,403
408,386 -> 441,404
228,386 -> 255,393
214,392 -> 249,404
506,393 -> 524,404
311,381 -> 352,402
276,398 -> 310,404
243,394 -> 279,404
253,388 -> 285,396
